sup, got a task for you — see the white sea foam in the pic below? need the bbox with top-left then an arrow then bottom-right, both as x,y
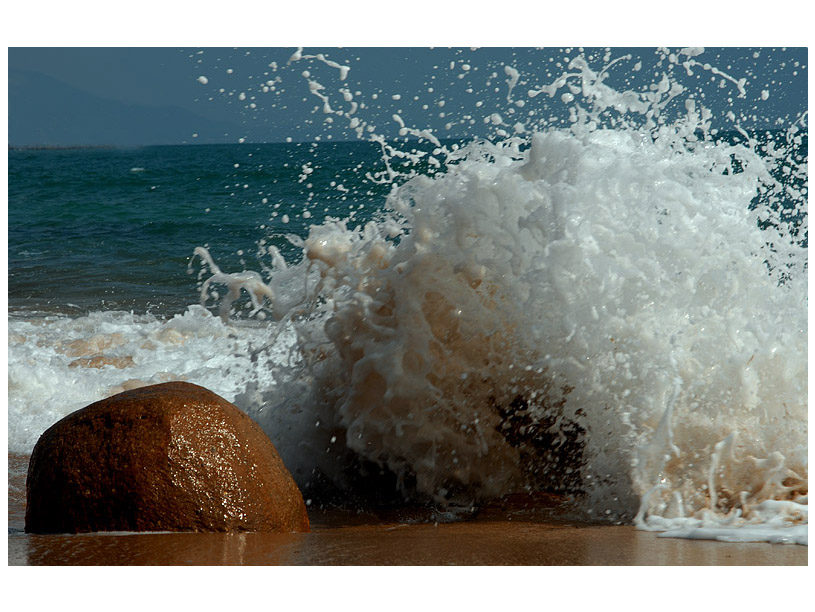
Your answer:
193,49 -> 807,543
7,307 -> 296,454
209,126 -> 805,536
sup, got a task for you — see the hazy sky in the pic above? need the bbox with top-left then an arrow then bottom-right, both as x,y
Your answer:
8,46 -> 809,145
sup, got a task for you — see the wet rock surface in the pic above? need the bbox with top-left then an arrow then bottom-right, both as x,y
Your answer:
25,381 -> 310,534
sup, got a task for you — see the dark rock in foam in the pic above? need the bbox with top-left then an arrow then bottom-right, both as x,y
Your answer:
25,381 -> 309,534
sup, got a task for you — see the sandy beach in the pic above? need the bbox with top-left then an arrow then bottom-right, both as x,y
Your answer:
8,453 -> 806,566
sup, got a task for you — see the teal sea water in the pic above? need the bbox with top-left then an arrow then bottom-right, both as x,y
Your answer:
8,131 -> 806,317
8,142 -> 395,316
7,48 -> 808,545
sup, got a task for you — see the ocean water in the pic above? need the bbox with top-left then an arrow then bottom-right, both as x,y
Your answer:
7,47 -> 808,546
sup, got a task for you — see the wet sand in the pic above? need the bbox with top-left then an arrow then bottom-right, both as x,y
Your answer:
7,453 -> 807,566
8,519 -> 808,566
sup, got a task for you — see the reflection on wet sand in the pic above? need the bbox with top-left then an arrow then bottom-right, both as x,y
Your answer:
10,522 -> 807,566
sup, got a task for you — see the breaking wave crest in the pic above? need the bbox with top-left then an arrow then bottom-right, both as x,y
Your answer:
192,53 -> 806,540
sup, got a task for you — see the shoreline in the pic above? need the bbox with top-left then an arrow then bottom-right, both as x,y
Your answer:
9,521 -> 807,566
8,454 -> 807,566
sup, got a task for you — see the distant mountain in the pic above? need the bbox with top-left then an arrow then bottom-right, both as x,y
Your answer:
8,69 -> 248,146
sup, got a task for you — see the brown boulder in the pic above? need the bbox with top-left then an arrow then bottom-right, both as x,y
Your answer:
25,381 -> 310,534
